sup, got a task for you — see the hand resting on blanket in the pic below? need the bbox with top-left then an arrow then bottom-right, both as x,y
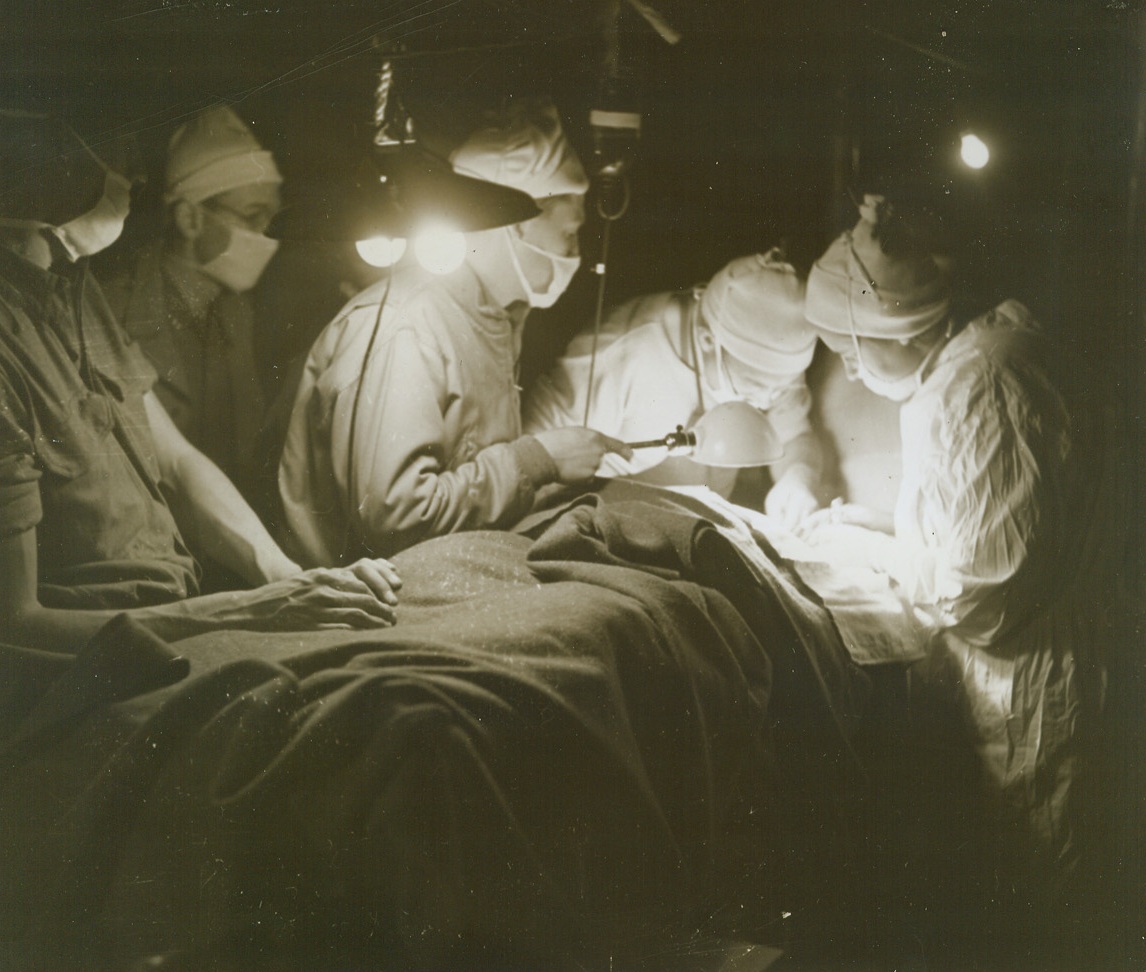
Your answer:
2,518 -> 403,651
185,557 -> 404,632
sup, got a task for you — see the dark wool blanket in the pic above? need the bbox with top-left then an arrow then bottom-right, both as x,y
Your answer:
0,482 -> 866,971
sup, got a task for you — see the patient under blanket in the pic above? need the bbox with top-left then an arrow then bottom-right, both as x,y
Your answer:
0,484 -> 866,971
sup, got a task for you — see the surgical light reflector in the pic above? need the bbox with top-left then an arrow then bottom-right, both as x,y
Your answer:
413,224 -> 466,275
625,400 -> 783,468
356,235 -> 407,268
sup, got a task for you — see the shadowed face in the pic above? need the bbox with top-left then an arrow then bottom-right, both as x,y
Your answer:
519,192 -> 585,257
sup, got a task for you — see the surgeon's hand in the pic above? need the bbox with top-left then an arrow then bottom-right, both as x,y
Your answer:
533,427 -> 633,483
764,468 -> 822,529
796,500 -> 895,537
212,557 -> 403,631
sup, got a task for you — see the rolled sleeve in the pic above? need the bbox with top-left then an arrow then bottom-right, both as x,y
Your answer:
512,435 -> 560,487
0,452 -> 41,538
892,350 -> 1053,647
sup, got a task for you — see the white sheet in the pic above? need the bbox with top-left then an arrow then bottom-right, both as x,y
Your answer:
667,486 -> 932,666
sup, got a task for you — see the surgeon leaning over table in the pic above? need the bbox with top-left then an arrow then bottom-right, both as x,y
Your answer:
523,249 -> 824,526
797,192 -> 1107,912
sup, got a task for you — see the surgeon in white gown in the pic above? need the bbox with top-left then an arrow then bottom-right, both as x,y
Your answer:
524,249 -> 824,524
797,193 -> 1109,906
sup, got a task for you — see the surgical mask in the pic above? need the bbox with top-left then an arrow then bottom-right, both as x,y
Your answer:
505,226 -> 580,308
198,214 -> 279,292
697,325 -> 782,409
854,351 -> 924,401
844,254 -> 949,402
850,325 -> 948,402
51,168 -> 132,261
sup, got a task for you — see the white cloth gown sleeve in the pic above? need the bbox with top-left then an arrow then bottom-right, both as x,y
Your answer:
889,301 -> 1069,649
280,269 -> 555,566
339,324 -> 545,555
523,293 -> 706,476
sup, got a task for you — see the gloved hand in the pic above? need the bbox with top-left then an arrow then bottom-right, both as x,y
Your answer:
796,500 -> 894,537
532,427 -> 632,483
764,467 -> 822,529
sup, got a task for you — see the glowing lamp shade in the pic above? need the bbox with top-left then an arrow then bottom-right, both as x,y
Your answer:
626,400 -> 783,468
355,235 -> 407,268
413,224 -> 466,274
690,401 -> 783,467
267,149 -> 539,250
960,132 -> 990,169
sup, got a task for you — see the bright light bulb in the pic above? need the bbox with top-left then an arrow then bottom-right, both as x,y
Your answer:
355,235 -> 407,268
960,132 -> 990,169
413,225 -> 466,275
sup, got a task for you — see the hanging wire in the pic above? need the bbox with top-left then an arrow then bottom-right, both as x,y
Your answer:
581,173 -> 631,426
342,271 -> 394,562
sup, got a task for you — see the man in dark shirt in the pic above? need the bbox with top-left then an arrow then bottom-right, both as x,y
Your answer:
101,106 -> 280,500
0,110 -> 401,652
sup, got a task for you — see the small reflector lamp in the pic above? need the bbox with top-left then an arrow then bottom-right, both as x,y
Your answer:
625,401 -> 784,468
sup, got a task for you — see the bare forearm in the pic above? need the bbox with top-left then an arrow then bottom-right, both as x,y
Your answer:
145,390 -> 297,585
3,504 -> 401,655
11,566 -> 401,652
8,593 -> 243,653
171,452 -> 298,585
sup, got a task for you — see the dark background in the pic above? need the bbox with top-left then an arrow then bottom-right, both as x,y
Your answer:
2,1 -> 1140,389
8,0 -> 1130,580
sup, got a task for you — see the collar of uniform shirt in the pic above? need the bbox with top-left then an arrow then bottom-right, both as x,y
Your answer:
0,242 -> 77,306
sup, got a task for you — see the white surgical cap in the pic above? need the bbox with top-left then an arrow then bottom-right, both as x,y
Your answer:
700,248 -> 815,375
164,106 -> 282,204
805,194 -> 952,340
449,101 -> 589,201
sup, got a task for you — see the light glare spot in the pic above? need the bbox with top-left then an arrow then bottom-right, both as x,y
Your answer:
960,132 -> 990,169
356,236 -> 407,268
414,225 -> 466,274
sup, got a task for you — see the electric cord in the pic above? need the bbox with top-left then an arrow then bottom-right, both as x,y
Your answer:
342,270 -> 393,562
